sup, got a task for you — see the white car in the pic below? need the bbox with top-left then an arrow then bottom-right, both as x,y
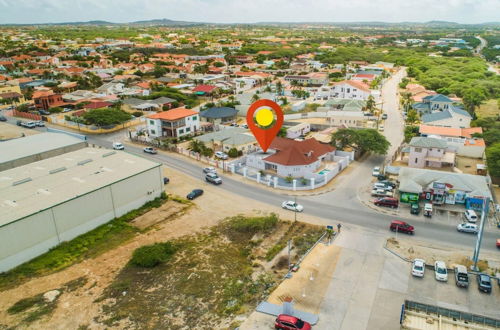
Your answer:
203,167 -> 217,174
412,259 -> 425,277
457,223 -> 478,234
281,201 -> 304,212
113,142 -> 124,150
378,125 -> 385,131
464,210 -> 478,223
143,147 -> 157,154
434,261 -> 448,281
372,166 -> 381,177
215,151 -> 228,160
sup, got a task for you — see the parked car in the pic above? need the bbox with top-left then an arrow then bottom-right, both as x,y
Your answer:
38,110 -> 50,115
205,172 -> 222,185
34,120 -> 45,127
373,182 -> 393,191
62,108 -> 72,113
215,151 -> 228,160
376,174 -> 388,181
410,203 -> 420,215
497,238 -> 500,249
371,189 -> 393,197
23,121 -> 36,128
282,200 -> 304,212
242,124 -> 248,129
275,314 -> 311,330
143,147 -> 157,154
374,197 -> 398,208
203,167 -> 217,174
186,189 -> 203,200
113,142 -> 125,150
378,180 -> 396,188
372,166 -> 381,177
378,125 -> 385,131
163,177 -> 170,184
381,113 -> 388,120
477,274 -> 492,293
390,220 -> 414,234
0,115 -> 7,122
411,259 -> 425,277
454,265 -> 469,288
457,223 -> 478,234
464,210 -> 478,223
434,261 -> 448,282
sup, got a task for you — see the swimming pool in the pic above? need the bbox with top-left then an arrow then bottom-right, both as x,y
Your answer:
318,169 -> 330,175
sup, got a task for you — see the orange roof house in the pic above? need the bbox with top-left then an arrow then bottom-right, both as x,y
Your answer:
147,108 -> 200,138
419,125 -> 482,138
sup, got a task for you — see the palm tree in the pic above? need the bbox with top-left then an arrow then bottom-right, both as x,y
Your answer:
400,92 -> 413,112
188,140 -> 204,153
366,95 -> 376,114
251,93 -> 260,103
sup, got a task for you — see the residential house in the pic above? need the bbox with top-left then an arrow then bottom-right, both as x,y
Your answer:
146,108 -> 199,138
0,83 -> 25,109
194,127 -> 256,153
246,137 -> 336,178
407,137 -> 455,169
286,123 -> 311,139
200,107 -> 238,125
398,167 -> 491,211
330,80 -> 371,100
421,109 -> 472,129
192,84 -> 219,96
322,99 -> 366,112
32,90 -> 67,110
123,97 -> 176,112
419,125 -> 485,158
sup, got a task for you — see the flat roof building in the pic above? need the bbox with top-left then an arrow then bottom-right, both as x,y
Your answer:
0,147 -> 163,272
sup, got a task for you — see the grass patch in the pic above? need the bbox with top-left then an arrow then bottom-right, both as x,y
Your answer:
0,194 -> 168,291
7,292 -> 59,323
476,99 -> 499,118
222,213 -> 279,241
265,243 -> 287,261
130,242 -> 177,268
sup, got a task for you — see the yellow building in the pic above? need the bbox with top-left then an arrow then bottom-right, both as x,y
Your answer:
0,83 -> 26,109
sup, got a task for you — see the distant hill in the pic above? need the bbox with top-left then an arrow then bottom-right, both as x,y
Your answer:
129,18 -> 204,26
0,18 -> 203,27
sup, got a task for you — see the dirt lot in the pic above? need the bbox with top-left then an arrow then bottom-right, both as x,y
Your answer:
0,122 -> 39,140
387,237 -> 500,275
455,156 -> 486,175
476,99 -> 499,119
0,165 -> 328,330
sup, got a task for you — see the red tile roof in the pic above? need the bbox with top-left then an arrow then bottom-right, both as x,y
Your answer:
148,108 -> 197,121
264,137 -> 335,166
84,101 -> 114,109
192,85 -> 217,93
333,80 -> 370,92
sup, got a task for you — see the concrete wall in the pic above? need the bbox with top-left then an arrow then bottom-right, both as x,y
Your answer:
0,166 -> 163,272
0,141 -> 88,171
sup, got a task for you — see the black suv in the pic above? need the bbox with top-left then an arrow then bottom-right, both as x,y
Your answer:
477,274 -> 492,293
187,189 -> 203,200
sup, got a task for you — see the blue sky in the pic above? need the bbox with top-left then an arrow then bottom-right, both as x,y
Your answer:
0,0 -> 499,24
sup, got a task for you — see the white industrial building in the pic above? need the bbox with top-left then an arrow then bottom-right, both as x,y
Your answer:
0,132 -> 87,171
0,148 -> 163,272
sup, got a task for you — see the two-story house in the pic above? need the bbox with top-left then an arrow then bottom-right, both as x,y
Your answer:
419,125 -> 485,158
147,108 -> 199,138
0,83 -> 26,109
412,94 -> 472,128
330,80 -> 371,100
32,90 -> 66,110
407,137 -> 455,169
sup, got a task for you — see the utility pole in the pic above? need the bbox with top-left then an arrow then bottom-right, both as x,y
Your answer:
472,197 -> 490,271
294,195 -> 297,222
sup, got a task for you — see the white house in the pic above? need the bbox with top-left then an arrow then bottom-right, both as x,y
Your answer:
286,123 -> 311,139
147,108 -> 200,138
330,80 -> 371,100
408,137 -> 455,169
245,137 -> 335,178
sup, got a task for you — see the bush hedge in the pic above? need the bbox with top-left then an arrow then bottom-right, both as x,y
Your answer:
130,242 -> 177,268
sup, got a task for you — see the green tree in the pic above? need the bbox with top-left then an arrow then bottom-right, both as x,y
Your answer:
365,95 -> 376,114
404,126 -> 419,143
331,128 -> 390,154
462,88 -> 486,113
400,92 -> 413,112
188,140 -> 204,153
406,109 -> 420,124
277,127 -> 287,137
251,93 -> 260,103
227,147 -> 239,158
486,143 -> 500,177
82,108 -> 131,126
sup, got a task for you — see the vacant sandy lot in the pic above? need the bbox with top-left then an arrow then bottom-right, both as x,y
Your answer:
0,122 -> 39,140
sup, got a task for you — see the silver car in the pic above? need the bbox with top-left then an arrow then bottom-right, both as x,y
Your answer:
457,223 -> 478,234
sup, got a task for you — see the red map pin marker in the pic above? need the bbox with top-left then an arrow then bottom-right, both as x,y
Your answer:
246,99 -> 284,153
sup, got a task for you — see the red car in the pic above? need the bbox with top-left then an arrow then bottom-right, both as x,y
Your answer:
275,314 -> 311,330
390,220 -> 415,235
374,197 -> 399,208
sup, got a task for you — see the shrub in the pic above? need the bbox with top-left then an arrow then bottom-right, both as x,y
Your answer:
300,177 -> 308,185
227,213 -> 279,234
130,242 -> 177,268
227,147 -> 239,158
132,111 -> 143,117
285,175 -> 293,183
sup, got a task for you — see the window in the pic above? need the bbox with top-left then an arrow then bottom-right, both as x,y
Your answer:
179,129 -> 184,134
150,129 -> 156,135
415,158 -> 418,163
149,120 -> 154,125
185,127 -> 190,132
429,148 -> 433,151
415,148 -> 422,152
192,116 -> 198,121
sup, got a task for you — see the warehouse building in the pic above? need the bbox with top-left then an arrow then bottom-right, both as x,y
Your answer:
0,148 -> 163,272
0,132 -> 87,171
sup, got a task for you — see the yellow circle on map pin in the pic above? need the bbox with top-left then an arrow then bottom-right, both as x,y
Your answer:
255,108 -> 274,127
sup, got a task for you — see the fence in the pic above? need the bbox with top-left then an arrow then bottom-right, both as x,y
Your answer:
13,110 -> 41,121
48,117 -> 141,134
404,300 -> 500,328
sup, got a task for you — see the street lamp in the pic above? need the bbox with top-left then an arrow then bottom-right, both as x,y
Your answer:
471,197 -> 490,271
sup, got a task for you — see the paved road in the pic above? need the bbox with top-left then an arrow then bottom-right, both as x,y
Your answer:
475,35 -> 499,75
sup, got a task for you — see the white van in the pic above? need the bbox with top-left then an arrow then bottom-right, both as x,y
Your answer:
464,210 -> 478,223
113,142 -> 124,150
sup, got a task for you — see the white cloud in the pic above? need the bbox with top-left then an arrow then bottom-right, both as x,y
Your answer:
0,0 -> 499,24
